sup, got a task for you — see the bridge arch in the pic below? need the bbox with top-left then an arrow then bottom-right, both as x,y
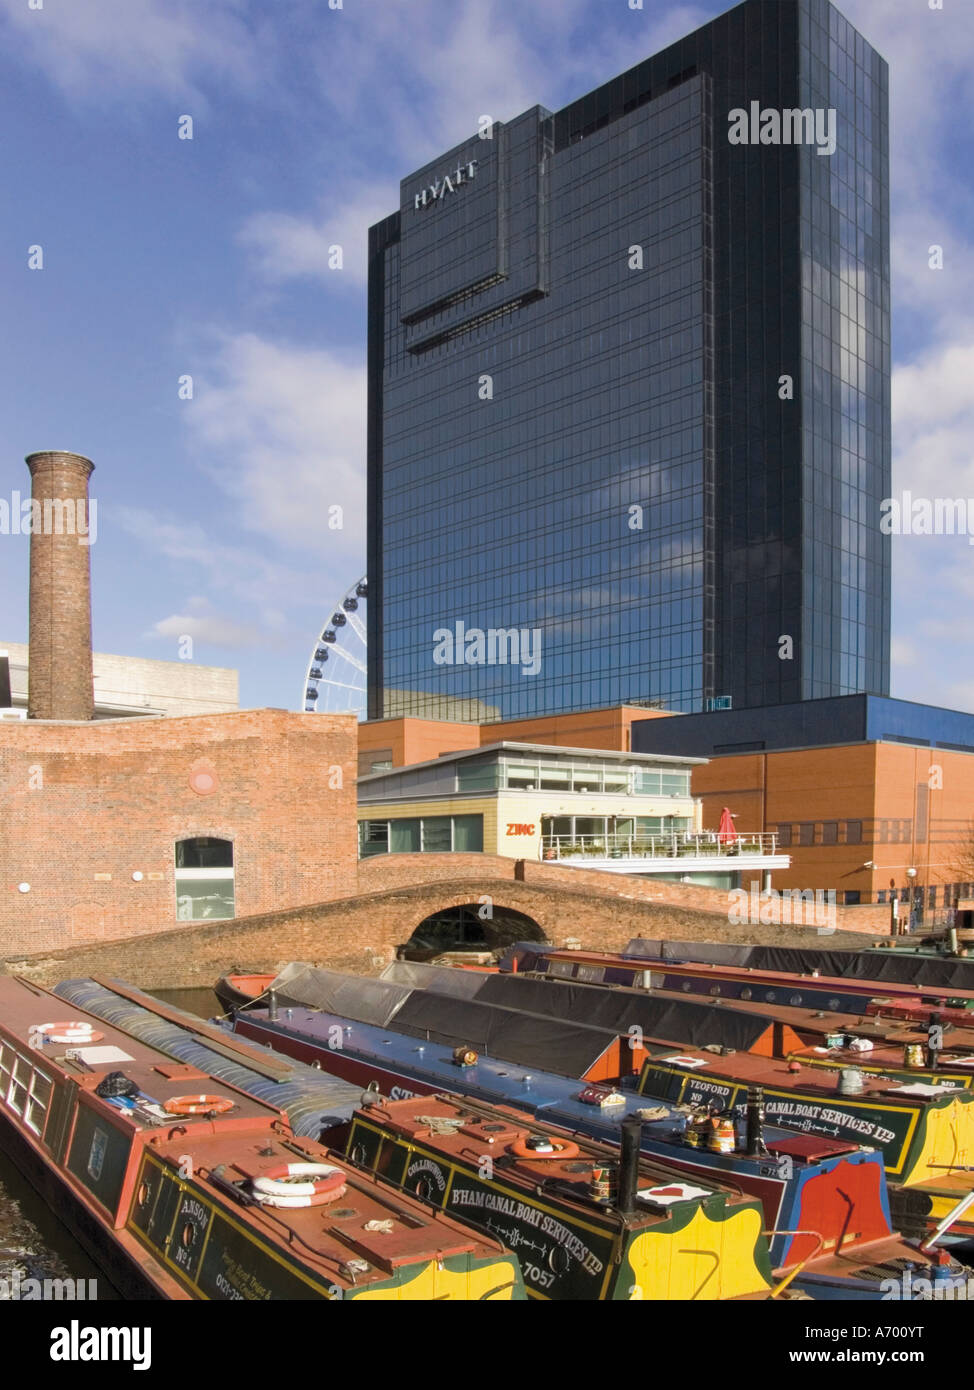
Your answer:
402,901 -> 545,959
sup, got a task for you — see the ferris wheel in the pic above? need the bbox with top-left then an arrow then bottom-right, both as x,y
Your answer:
302,576 -> 368,716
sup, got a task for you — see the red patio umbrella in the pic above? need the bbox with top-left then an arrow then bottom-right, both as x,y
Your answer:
717,807 -> 738,845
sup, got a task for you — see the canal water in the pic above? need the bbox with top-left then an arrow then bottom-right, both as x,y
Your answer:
0,986 -> 219,1300
0,1147 -> 119,1301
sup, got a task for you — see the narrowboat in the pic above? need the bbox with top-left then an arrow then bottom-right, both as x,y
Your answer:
383,959 -> 805,1060
0,976 -> 524,1300
503,942 -> 974,1016
385,960 -> 974,1091
237,965 -> 658,1082
205,988 -> 961,1292
790,1043 -> 974,1090
215,958 -> 496,1017
622,938 -> 974,986
634,1045 -> 974,1241
214,971 -> 274,1014
345,1093 -> 776,1300
345,1093 -> 964,1302
60,973 -> 966,1298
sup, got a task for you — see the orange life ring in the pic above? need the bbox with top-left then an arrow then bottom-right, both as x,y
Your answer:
509,1135 -> 580,1161
251,1163 -> 347,1207
35,1021 -> 104,1044
163,1094 -> 234,1116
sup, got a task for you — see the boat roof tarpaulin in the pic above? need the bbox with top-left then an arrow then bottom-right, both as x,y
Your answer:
385,963 -> 799,1057
267,963 -> 414,1026
478,976 -> 802,1056
263,963 -> 625,1078
388,991 -> 622,1079
380,961 -> 485,999
623,939 -> 974,991
53,978 -> 369,1140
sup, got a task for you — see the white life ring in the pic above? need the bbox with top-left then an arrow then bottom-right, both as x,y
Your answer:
35,1021 -> 104,1044
251,1163 -> 347,1208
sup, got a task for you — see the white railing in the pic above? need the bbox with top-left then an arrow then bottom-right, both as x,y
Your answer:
540,831 -> 779,861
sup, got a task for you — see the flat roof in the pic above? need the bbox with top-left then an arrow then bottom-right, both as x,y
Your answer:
357,740 -> 706,784
632,694 -> 974,760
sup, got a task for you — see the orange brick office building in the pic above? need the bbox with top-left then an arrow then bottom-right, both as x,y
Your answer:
359,697 -> 974,922
632,695 -> 974,920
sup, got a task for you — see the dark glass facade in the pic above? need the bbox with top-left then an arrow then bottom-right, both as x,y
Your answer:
367,0 -> 890,722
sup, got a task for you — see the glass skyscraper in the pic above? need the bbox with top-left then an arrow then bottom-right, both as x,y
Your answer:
367,0 -> 890,722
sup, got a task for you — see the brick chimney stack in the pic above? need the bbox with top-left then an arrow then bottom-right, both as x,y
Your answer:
26,450 -> 95,721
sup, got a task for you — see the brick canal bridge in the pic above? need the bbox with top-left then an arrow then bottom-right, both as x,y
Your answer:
5,854 -> 883,990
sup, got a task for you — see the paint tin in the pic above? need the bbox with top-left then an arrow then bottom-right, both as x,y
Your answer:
589,1163 -> 618,1204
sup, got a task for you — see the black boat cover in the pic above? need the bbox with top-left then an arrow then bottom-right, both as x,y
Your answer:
473,975 -> 784,1052
389,992 -> 621,1078
383,960 -> 784,1053
622,939 -> 974,991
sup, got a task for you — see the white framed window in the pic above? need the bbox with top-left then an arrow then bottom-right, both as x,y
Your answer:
174,837 -> 235,921
24,1069 -> 52,1136
8,1056 -> 30,1116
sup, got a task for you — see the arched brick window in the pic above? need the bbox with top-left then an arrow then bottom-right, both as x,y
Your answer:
175,836 -> 234,921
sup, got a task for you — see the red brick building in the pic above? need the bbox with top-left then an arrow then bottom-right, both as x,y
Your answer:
0,709 -> 357,958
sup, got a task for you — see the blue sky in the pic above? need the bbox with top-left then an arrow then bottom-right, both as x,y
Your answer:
1,0 -> 973,713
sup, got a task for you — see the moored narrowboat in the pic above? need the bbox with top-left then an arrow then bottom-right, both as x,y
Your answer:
344,1093 -> 775,1300
388,959 -> 974,1091
634,1045 -> 974,1241
345,1092 -> 967,1302
621,938 -> 974,987
214,972 -> 275,1014
503,942 -> 974,1016
213,991 -> 960,1293
0,976 -> 524,1300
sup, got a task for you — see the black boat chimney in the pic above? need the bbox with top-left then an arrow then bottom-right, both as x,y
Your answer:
268,990 -> 279,1022
617,1117 -> 643,1215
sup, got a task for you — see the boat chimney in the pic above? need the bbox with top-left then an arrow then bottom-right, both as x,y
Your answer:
745,1086 -> 767,1156
616,1116 -> 643,1215
268,990 -> 279,1022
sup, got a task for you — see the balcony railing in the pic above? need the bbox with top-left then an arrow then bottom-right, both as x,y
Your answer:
540,831 -> 779,861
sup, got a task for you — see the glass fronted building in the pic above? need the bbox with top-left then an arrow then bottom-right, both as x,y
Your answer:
358,742 -> 790,887
367,0 -> 890,722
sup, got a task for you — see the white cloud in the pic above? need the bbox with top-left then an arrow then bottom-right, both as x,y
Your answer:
185,330 -> 366,562
239,191 -> 395,288
892,342 -> 974,501
0,0 -> 265,105
110,327 -> 366,683
114,508 -> 308,631
890,635 -> 917,669
150,606 -> 261,649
